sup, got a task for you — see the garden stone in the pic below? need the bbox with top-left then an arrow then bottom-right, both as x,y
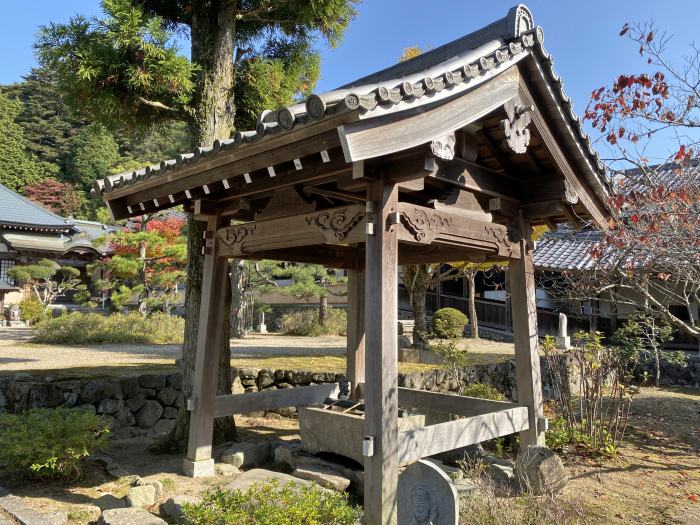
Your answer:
481,454 -> 515,487
432,443 -> 485,467
257,369 -> 275,389
118,377 -> 142,398
166,373 -> 182,389
156,388 -> 178,406
273,442 -> 303,466
98,508 -> 166,525
291,370 -> 313,384
136,400 -> 163,428
221,441 -> 271,468
98,398 -> 120,415
269,406 -> 296,417
137,479 -> 163,501
514,445 -> 568,495
126,485 -> 156,508
13,372 -> 34,382
30,382 -> 64,408
150,419 -> 176,436
115,406 -> 136,427
276,382 -> 293,389
63,391 -> 78,407
163,407 -> 178,419
55,380 -> 82,391
398,460 -> 459,525
292,466 -> 351,492
224,468 -> 325,493
161,495 -> 201,524
81,380 -> 121,404
139,374 -> 166,389
125,396 -> 147,412
231,376 -> 245,394
95,494 -> 127,511
215,463 -> 241,477
244,386 -> 258,393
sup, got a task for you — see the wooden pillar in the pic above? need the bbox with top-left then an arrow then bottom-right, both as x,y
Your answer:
363,180 -> 399,525
509,214 -> 546,447
183,214 -> 230,477
346,269 -> 365,400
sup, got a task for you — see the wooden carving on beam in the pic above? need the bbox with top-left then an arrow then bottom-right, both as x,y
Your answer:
430,132 -> 456,160
306,207 -> 364,241
484,224 -> 515,255
564,179 -> 579,204
400,208 -> 453,243
218,223 -> 256,252
501,99 -> 533,154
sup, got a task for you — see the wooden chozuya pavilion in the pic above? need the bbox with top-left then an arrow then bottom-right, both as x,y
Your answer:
97,4 -> 609,523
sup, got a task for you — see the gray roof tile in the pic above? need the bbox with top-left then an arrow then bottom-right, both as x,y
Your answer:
0,184 -> 73,231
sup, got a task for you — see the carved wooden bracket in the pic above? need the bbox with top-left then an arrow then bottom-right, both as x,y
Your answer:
500,99 -> 533,154
218,223 -> 257,252
430,132 -> 456,160
400,208 -> 453,243
306,207 -> 365,241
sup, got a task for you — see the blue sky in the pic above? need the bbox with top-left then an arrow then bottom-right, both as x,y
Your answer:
1,1 -> 698,162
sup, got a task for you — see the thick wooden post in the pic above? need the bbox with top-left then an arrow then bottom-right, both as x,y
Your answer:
509,214 -> 546,447
363,180 -> 399,525
183,214 -> 230,477
346,269 -> 365,400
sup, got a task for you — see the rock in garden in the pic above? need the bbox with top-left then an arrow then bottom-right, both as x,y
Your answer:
126,484 -> 156,508
95,494 -> 127,511
161,495 -> 201,524
139,374 -> 166,389
125,396 -> 147,412
115,406 -> 136,427
292,466 -> 351,492
215,463 -> 241,477
257,369 -> 275,389
166,374 -> 182,389
156,388 -> 178,406
136,400 -> 163,428
220,441 -> 271,468
150,419 -> 176,436
118,377 -> 142,398
514,445 -> 568,495
224,469 -> 324,493
137,479 -> 163,501
163,407 -> 178,419
98,508 -> 166,525
97,398 -> 120,415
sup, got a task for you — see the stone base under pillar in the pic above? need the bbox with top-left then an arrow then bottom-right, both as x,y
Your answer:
554,336 -> 570,349
183,458 -> 214,478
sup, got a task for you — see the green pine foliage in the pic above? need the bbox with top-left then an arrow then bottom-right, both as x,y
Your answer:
0,92 -> 57,192
66,123 -> 120,192
0,408 -> 110,481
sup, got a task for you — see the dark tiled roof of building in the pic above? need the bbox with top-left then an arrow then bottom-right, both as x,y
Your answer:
0,279 -> 19,291
95,5 -> 608,206
0,183 -> 73,231
533,229 -> 602,271
617,158 -> 700,192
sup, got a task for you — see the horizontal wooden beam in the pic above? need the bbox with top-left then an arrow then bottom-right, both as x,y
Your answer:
398,406 -> 529,465
430,157 -> 521,201
398,388 -> 525,418
213,383 -> 340,417
242,245 -> 363,270
216,203 -> 366,257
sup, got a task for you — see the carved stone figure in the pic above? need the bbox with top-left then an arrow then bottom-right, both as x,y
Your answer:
9,303 -> 20,322
411,485 -> 437,525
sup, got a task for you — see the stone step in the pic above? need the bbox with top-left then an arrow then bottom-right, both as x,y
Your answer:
224,468 -> 332,493
291,465 -> 351,492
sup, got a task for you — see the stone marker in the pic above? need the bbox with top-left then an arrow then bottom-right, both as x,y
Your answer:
292,465 -> 351,492
398,460 -> 459,525
555,313 -> 571,349
220,441 -> 271,468
514,445 -> 568,495
98,508 -> 166,525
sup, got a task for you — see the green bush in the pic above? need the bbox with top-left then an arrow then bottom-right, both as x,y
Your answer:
432,307 -> 468,339
460,382 -> 505,400
279,308 -> 347,336
19,298 -> 48,325
32,312 -> 184,344
0,408 -> 110,480
182,480 -> 362,525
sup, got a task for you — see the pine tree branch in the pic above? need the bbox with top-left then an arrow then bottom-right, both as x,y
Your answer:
136,96 -> 190,119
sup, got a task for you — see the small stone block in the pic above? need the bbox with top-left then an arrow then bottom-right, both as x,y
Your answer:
98,508 -> 167,525
514,445 -> 568,495
182,458 -> 215,478
220,441 -> 271,469
126,485 -> 156,508
292,466 -> 351,492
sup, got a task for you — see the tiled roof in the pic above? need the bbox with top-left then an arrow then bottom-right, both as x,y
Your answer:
533,229 -> 602,271
95,5 -> 608,206
0,183 -> 73,231
0,279 -> 19,292
617,158 -> 700,192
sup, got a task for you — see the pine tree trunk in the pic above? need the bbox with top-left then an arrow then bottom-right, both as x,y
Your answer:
230,259 -> 247,338
161,3 -> 237,452
406,264 -> 431,344
467,271 -> 479,339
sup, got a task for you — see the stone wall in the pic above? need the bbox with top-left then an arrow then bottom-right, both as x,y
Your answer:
1,355 -> 696,432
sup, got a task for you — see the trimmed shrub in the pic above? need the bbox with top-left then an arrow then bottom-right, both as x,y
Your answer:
19,298 -> 48,325
279,308 -> 347,336
460,382 -> 505,400
432,307 -> 468,339
182,481 -> 362,525
0,408 -> 110,480
32,311 -> 184,344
